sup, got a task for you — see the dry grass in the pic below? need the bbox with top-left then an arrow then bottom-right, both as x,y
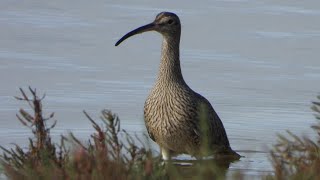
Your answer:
268,95 -> 320,180
0,88 -> 165,180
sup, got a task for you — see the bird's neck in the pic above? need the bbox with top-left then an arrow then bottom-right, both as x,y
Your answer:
156,35 -> 185,85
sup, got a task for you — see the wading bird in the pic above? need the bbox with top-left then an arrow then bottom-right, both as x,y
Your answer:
115,12 -> 240,160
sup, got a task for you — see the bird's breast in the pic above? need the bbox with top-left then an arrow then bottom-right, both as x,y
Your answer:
144,86 -> 198,132
145,86 -> 195,119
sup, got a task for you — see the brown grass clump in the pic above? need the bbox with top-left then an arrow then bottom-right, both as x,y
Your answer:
269,95 -> 320,180
0,87 -> 165,180
0,87 -> 64,179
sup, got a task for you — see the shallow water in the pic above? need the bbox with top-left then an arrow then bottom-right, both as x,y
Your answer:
0,0 -> 320,178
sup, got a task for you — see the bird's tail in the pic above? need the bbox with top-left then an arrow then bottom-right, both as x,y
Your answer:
215,147 -> 241,161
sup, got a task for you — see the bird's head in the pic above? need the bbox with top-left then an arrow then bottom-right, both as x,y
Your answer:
115,12 -> 181,46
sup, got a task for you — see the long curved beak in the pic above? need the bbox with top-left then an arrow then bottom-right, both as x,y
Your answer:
115,22 -> 156,46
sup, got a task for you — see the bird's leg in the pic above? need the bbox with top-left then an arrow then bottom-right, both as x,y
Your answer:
160,147 -> 171,161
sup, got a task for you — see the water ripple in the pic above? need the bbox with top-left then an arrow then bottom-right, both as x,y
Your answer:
0,10 -> 92,28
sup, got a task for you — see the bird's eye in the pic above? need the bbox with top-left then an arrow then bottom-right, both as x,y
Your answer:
167,19 -> 173,24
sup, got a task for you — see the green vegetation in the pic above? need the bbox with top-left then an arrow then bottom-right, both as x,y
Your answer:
0,87 -> 320,179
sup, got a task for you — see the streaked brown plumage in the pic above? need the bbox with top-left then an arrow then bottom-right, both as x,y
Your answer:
115,12 -> 240,160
